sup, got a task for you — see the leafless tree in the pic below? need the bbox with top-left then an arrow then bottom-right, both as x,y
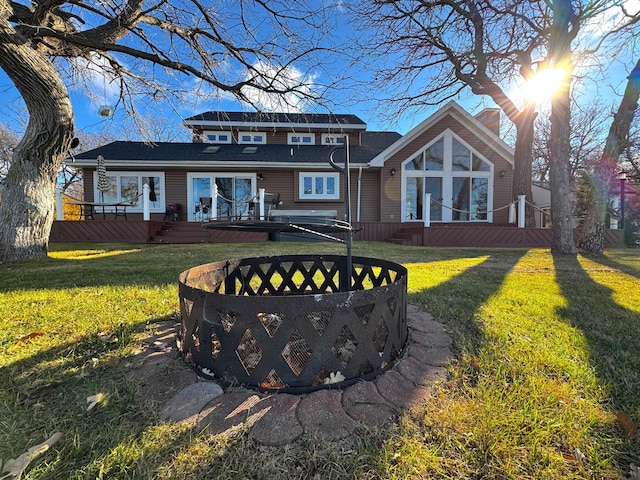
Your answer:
0,0 -> 329,262
532,103 -> 608,182
350,0 -> 638,253
578,59 -> 640,252
350,0 -> 556,228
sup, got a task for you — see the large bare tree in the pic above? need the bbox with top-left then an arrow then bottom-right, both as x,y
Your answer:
0,0 -> 326,262
578,59 -> 640,253
547,0 -> 579,254
532,103 -> 609,182
351,0 -> 638,253
350,0 -> 554,227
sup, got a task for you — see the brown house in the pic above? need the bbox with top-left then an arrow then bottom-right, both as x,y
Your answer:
71,101 -> 513,225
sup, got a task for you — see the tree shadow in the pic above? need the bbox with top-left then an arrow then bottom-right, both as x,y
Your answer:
409,250 -> 529,355
0,248 -> 530,478
583,251 -> 640,280
552,253 -> 640,470
0,315 -> 206,479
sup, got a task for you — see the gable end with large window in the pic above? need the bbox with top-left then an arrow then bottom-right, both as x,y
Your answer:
402,130 -> 494,223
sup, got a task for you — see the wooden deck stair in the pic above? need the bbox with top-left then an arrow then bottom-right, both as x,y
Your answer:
150,221 -> 208,243
386,226 -> 423,246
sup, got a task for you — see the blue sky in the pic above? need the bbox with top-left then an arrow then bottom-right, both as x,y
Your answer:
0,1 -> 637,144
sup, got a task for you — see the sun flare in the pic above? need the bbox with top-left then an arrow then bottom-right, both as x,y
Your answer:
522,68 -> 566,102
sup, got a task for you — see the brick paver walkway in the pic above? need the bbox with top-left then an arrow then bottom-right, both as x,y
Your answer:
127,304 -> 452,446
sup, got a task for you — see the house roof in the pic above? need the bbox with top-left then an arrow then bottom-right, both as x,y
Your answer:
184,111 -> 368,131
72,131 -> 401,169
369,101 -> 514,167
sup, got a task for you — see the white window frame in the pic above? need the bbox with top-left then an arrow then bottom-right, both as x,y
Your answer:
203,131 -> 232,144
321,134 -> 347,145
298,172 -> 340,200
93,171 -> 165,212
400,130 -> 494,223
288,133 -> 316,145
187,172 -> 257,222
238,132 -> 266,144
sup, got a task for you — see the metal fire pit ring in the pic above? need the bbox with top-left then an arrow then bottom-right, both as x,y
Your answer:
178,255 -> 408,393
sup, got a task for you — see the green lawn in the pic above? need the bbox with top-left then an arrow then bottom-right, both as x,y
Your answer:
1,242 -> 639,479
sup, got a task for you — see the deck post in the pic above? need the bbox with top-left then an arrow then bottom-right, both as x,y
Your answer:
259,188 -> 265,220
143,183 -> 150,220
212,184 -> 218,220
517,195 -> 526,228
509,201 -> 516,223
424,193 -> 431,227
56,185 -> 64,221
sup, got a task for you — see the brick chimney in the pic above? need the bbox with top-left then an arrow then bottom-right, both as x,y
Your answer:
475,108 -> 501,137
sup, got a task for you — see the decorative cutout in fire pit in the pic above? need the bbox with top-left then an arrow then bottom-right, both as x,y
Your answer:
178,255 -> 408,393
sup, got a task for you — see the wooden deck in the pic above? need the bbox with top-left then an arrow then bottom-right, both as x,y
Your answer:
49,220 -> 625,248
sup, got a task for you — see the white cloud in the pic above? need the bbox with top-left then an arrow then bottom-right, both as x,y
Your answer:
240,61 -> 318,113
70,53 -> 121,108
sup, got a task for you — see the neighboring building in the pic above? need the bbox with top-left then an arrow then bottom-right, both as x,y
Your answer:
72,102 -> 516,225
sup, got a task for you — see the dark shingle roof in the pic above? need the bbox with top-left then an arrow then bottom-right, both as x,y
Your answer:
183,111 -> 367,128
73,132 -> 400,167
73,131 -> 401,167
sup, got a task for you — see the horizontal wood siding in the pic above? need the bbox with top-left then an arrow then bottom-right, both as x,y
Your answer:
358,169 -> 381,221
83,172 -> 94,202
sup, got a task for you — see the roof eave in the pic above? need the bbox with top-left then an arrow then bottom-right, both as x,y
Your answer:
369,101 -> 514,167
71,159 -> 371,169
183,120 -> 367,130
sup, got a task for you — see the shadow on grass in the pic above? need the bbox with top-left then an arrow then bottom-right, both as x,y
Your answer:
586,251 -> 640,280
0,315 -> 198,479
409,250 -> 529,355
0,242 -> 523,293
552,253 -> 640,471
0,246 -> 531,479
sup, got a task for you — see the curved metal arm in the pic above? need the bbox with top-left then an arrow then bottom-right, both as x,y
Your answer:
329,144 -> 346,173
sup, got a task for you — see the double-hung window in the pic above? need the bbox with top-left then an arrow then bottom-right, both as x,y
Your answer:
321,134 -> 346,145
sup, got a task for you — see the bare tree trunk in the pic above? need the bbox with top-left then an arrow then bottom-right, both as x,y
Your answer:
512,101 -> 536,227
548,0 -> 577,254
0,13 -> 74,262
578,59 -> 640,253
576,161 -> 614,254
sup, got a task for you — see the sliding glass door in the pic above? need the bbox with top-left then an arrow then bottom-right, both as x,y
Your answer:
188,173 -> 256,221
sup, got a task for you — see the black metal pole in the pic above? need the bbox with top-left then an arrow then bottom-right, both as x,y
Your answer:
344,137 -> 352,291
329,138 -> 352,291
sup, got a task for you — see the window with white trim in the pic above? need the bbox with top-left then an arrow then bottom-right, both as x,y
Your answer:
321,134 -> 346,145
298,172 -> 340,200
402,131 -> 493,222
238,132 -> 266,144
94,171 -> 165,211
288,133 -> 316,145
204,131 -> 232,144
